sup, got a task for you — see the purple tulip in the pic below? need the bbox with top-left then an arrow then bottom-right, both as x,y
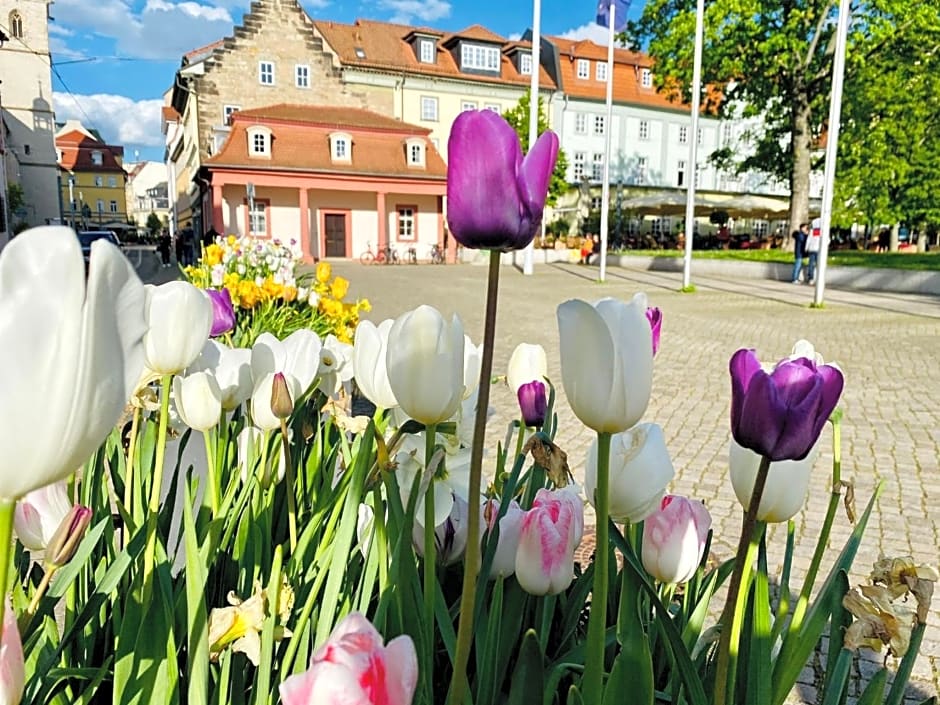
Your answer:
206,288 -> 236,337
517,380 -> 547,428
646,306 -> 662,356
446,110 -> 559,251
729,348 -> 843,461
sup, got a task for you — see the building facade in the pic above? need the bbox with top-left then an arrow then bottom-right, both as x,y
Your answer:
56,121 -> 128,229
124,160 -> 171,234
0,0 -> 60,231
203,104 -> 446,261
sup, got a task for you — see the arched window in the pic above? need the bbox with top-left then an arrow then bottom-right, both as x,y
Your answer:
9,11 -> 24,39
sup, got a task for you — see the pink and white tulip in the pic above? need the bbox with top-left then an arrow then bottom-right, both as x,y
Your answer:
13,481 -> 73,553
279,612 -> 417,705
483,498 -> 525,578
515,488 -> 584,595
642,495 -> 712,585
0,597 -> 24,705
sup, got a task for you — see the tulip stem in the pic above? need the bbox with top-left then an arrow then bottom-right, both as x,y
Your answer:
448,250 -> 501,705
123,406 -> 141,539
714,455 -> 772,705
26,566 -> 57,616
143,374 -> 173,596
0,498 -> 14,628
280,420 -> 297,554
203,430 -> 219,517
583,430 -> 612,702
423,424 -> 437,696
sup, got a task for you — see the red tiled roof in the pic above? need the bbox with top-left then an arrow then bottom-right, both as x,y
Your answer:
205,104 -> 446,180
184,39 -> 224,63
314,18 -> 556,90
56,132 -> 126,172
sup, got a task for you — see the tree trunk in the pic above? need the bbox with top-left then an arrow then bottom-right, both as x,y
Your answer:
788,91 -> 813,247
890,222 -> 900,252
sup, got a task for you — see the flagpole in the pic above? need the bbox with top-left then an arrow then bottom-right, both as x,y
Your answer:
681,0 -> 704,290
598,1 -> 615,283
523,0 -> 542,276
813,0 -> 850,306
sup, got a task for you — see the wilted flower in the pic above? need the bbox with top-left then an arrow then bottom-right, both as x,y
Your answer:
208,580 -> 293,666
843,586 -> 914,657
279,612 -> 417,705
0,226 -> 147,500
584,423 -> 675,524
557,294 -> 653,434
870,556 -> 938,624
729,346 -> 843,461
642,495 -> 711,585
446,110 -> 559,251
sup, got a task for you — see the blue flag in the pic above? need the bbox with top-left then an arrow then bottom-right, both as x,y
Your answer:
596,0 -> 630,31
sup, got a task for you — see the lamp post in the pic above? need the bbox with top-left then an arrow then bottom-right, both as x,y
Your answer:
68,175 -> 76,228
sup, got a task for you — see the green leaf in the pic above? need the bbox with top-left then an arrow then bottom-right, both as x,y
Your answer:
46,517 -> 109,599
819,648 -> 853,705
610,565 -> 654,705
855,668 -> 887,705
745,538 -> 773,704
566,684 -> 584,705
507,630 -> 545,705
182,481 -> 210,705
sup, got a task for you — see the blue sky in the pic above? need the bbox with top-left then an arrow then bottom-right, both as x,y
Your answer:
48,0 -> 644,163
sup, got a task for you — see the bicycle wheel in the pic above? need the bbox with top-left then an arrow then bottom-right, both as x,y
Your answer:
376,251 -> 387,264
360,251 -> 375,265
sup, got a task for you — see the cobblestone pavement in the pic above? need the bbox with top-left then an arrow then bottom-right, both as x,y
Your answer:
332,259 -> 940,704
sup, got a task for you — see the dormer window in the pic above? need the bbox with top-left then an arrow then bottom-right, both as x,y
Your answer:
405,138 -> 425,168
576,59 -> 590,79
641,68 -> 653,88
329,132 -> 352,163
596,62 -> 608,82
419,39 -> 435,63
91,150 -> 103,166
520,52 -> 533,75
461,43 -> 500,72
247,126 -> 272,158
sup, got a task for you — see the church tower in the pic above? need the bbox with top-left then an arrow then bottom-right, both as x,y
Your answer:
0,0 -> 61,229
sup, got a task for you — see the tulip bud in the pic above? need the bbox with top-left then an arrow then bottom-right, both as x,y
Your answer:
14,481 -> 73,553
251,373 -> 302,431
206,288 -> 236,337
483,499 -> 525,578
642,495 -> 711,585
506,343 -> 548,395
172,371 -> 223,431
143,281 -> 214,375
584,423 -> 675,524
0,597 -> 24,705
45,505 -> 93,568
270,372 -> 295,420
517,380 -> 547,428
646,306 -> 662,356
515,487 -> 584,595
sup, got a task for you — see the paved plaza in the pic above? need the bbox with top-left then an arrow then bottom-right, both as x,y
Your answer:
331,258 -> 940,703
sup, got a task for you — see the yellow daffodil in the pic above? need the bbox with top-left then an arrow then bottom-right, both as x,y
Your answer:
316,261 -> 332,283
330,276 -> 349,300
208,580 -> 294,666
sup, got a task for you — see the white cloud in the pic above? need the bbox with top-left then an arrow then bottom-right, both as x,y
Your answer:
378,0 -> 451,24
507,31 -> 522,41
48,24 -> 75,37
53,92 -> 165,149
557,22 -> 612,45
52,0 -> 234,60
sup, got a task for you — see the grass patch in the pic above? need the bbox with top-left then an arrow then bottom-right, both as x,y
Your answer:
612,248 -> 940,271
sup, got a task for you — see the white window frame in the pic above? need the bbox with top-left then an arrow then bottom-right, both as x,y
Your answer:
596,61 -> 608,82
576,59 -> 590,79
248,201 -> 267,235
108,176 -> 117,188
520,52 -> 533,75
573,152 -> 586,181
575,113 -> 587,135
405,138 -> 425,168
96,199 -> 104,213
223,105 -> 241,124
677,160 -> 686,187
109,200 -> 118,213
419,39 -> 435,63
723,123 -> 733,143
247,126 -> 272,157
295,64 -> 310,88
591,153 -> 604,182
697,127 -> 703,144
420,96 -> 438,122
637,157 -> 648,185
91,150 -> 103,166
678,125 -> 689,144
593,114 -> 605,135
484,103 -> 501,113
639,120 -> 650,140
461,100 -> 478,112
329,132 -> 352,163
641,68 -> 652,88
460,43 -> 500,71
259,61 -> 275,86
94,176 -> 103,187
397,206 -> 416,241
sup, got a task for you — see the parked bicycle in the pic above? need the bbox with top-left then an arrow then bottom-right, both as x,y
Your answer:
359,242 -> 386,265
405,246 -> 418,264
429,243 -> 445,264
381,245 -> 400,264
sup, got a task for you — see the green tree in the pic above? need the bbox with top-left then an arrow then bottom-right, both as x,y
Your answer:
502,90 -> 569,207
627,0 -> 940,233
146,211 -> 163,236
6,183 -> 25,215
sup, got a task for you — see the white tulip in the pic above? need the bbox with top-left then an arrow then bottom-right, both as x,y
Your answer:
14,481 -> 73,552
251,329 -> 322,395
412,491 -> 470,566
557,295 -> 653,434
0,226 -> 146,499
483,499 -> 525,578
729,439 -> 819,522
250,372 -> 302,431
584,423 -> 675,524
188,340 -> 252,411
387,305 -> 465,426
318,334 -> 354,397
352,319 -> 398,410
463,336 -> 482,400
507,343 -> 548,394
172,371 -> 223,431
143,281 -> 213,375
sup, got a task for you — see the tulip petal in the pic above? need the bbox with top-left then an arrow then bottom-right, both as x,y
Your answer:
517,129 -> 559,225
384,635 -> 420,705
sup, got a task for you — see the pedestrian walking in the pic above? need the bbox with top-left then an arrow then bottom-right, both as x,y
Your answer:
804,219 -> 821,284
158,229 -> 171,267
790,222 -> 809,283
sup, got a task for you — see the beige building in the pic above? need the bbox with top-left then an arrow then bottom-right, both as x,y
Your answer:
0,0 -> 60,233
124,161 -> 171,234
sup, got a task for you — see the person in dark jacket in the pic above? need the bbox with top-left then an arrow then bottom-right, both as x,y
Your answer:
790,223 -> 809,283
